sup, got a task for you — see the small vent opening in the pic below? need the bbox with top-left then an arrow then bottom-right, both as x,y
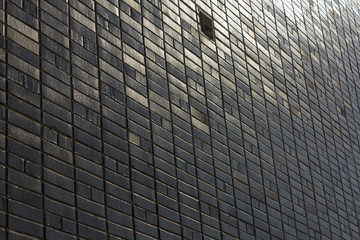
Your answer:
199,10 -> 214,40
337,106 -> 346,117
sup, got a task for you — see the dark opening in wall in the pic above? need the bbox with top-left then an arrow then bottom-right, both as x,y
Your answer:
199,10 -> 214,40
338,106 -> 346,117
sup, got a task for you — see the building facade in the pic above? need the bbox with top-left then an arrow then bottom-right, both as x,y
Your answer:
0,0 -> 360,239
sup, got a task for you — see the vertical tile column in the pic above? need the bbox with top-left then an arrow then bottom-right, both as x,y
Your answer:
40,0 -> 76,239
143,0 -> 180,239
164,0 -> 203,238
5,0 -> 42,239
96,0 -> 132,239
210,1 -> 244,239
340,3 -> 360,238
147,0 -> 183,238
0,0 -> 5,239
121,0 -> 157,239
181,1 -> 221,239
69,0 -> 105,238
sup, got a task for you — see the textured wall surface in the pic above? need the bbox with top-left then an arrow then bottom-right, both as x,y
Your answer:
1,0 -> 360,239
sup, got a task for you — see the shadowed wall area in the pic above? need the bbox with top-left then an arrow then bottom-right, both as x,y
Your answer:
0,0 -> 360,239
